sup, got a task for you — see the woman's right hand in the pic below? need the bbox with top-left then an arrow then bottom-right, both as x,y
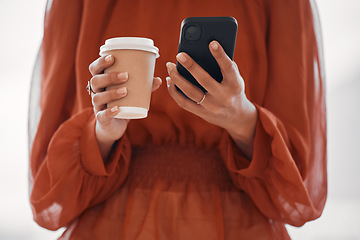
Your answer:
88,55 -> 162,160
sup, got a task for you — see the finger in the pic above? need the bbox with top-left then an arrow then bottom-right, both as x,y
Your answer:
175,52 -> 220,93
95,106 -> 121,125
92,87 -> 127,113
152,77 -> 162,92
166,77 -> 205,113
209,41 -> 239,86
90,72 -> 128,93
166,62 -> 204,103
89,55 -> 114,76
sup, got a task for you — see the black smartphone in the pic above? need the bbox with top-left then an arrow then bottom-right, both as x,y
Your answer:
176,17 -> 238,93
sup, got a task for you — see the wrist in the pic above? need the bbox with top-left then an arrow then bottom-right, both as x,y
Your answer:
95,122 -> 118,161
96,125 -> 116,144
227,100 -> 257,139
226,100 -> 258,159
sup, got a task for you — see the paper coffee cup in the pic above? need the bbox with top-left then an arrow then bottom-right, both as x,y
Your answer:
99,37 -> 159,119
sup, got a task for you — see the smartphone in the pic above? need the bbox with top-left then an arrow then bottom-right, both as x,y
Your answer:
176,17 -> 238,93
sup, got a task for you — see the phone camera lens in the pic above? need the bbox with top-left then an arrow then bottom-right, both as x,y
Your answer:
185,25 -> 201,41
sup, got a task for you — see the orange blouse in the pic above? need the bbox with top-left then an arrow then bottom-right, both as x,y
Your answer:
29,0 -> 327,239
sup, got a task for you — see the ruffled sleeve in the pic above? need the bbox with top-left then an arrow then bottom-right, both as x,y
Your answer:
219,0 -> 327,227
30,109 -> 131,230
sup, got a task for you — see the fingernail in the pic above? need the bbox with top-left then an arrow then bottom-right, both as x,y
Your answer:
105,55 -> 112,62
154,77 -> 162,84
118,72 -> 128,79
111,106 -> 119,112
117,87 -> 127,95
166,77 -> 171,87
176,53 -> 187,63
166,62 -> 174,74
210,41 -> 218,50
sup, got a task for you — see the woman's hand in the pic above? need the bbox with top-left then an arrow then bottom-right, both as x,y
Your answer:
89,55 -> 162,160
166,41 -> 257,159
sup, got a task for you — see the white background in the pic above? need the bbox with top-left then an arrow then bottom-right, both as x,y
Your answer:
0,0 -> 359,239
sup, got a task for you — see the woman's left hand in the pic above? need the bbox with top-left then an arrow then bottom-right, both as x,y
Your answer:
166,41 -> 258,158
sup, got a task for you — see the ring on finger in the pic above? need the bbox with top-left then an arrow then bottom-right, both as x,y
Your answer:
196,93 -> 206,105
86,81 -> 95,95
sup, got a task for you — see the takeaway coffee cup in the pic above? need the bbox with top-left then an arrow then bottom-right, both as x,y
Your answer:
99,37 -> 160,119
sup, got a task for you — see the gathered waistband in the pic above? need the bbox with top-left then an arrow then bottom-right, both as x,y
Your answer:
127,145 -> 234,190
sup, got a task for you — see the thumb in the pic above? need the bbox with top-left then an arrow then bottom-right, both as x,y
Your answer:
152,77 -> 162,92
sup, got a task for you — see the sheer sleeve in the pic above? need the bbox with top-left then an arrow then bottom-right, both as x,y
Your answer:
30,109 -> 131,230
29,0 -> 132,230
219,0 -> 327,227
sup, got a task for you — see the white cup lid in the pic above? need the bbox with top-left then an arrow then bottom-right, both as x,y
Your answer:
100,37 -> 159,58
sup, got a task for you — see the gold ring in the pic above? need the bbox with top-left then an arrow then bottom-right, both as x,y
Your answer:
196,93 -> 206,105
86,81 -> 95,95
